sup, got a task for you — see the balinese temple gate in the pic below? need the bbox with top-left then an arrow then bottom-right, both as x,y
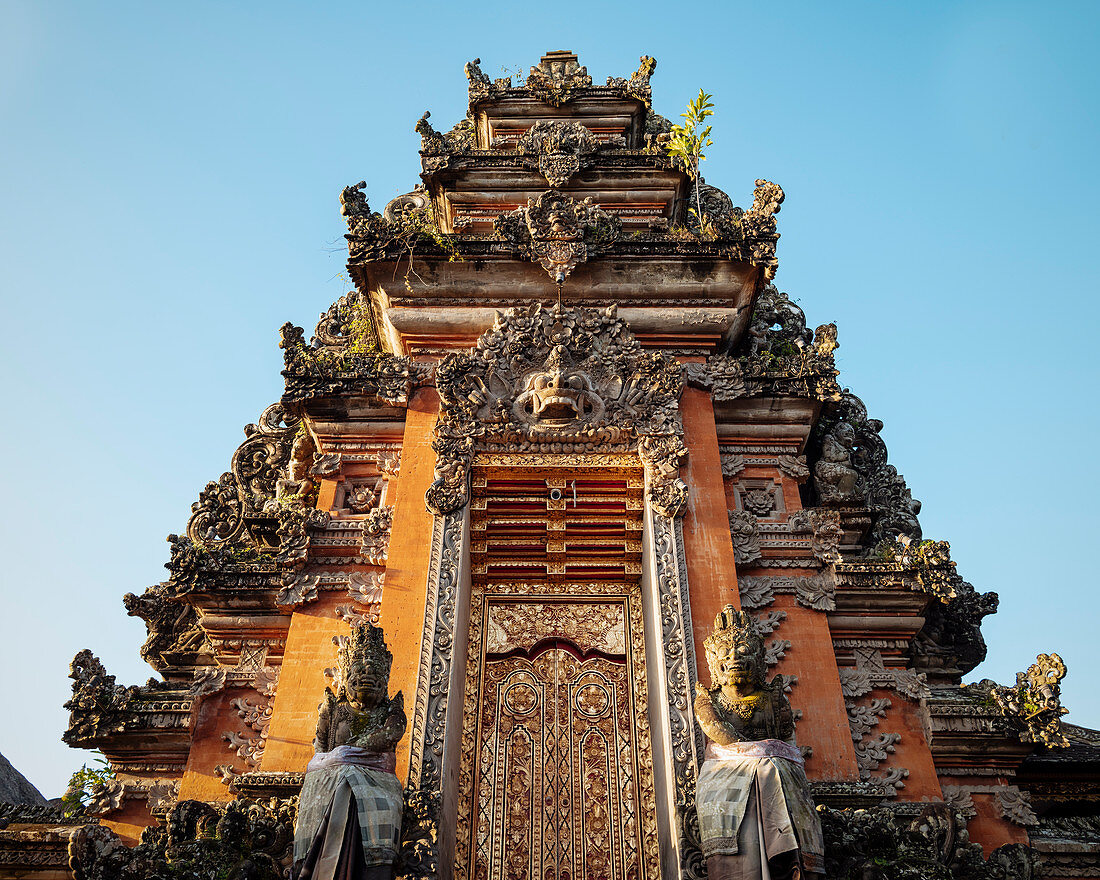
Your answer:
5,51 -> 1099,880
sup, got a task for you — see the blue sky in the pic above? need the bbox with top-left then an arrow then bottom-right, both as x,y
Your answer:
1,1 -> 1097,796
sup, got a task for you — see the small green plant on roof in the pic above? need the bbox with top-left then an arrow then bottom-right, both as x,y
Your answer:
61,751 -> 115,816
665,89 -> 715,231
392,204 -> 461,294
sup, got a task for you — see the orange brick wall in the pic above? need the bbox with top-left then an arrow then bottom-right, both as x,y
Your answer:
262,592 -> 347,772
679,386 -> 740,670
177,687 -> 254,802
378,387 -> 440,784
769,594 -> 860,781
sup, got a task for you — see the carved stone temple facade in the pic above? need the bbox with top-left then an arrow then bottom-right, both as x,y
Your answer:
4,50 -> 1099,880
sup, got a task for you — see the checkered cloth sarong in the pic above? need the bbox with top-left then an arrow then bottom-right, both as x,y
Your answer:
293,746 -> 403,869
697,740 -> 824,874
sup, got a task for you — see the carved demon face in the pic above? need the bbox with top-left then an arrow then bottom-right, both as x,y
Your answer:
704,607 -> 767,691
712,634 -> 767,690
345,657 -> 387,709
514,353 -> 603,426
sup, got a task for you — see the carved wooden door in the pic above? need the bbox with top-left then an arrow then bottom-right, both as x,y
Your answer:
472,641 -> 647,880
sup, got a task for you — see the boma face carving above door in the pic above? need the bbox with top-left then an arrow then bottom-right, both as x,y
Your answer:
427,303 -> 689,517
514,345 -> 605,426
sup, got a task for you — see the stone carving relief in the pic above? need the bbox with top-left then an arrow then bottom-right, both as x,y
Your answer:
812,393 -> 922,547
994,787 -> 1039,827
736,573 -> 837,612
68,798 -> 298,880
427,304 -> 687,517
360,505 -> 394,565
465,53 -> 655,112
845,696 -> 907,789
415,111 -> 475,159
737,576 -> 775,610
720,453 -> 746,478
185,403 -> 299,549
817,804 -> 1038,880
727,510 -> 762,566
345,480 -> 381,513
189,666 -> 228,698
276,571 -> 319,609
63,651 -> 140,746
517,120 -> 602,187
690,286 -> 841,404
280,293 -> 425,406
650,515 -> 706,879
376,450 -> 401,477
838,649 -> 925,792
840,647 -> 930,703
495,190 -> 622,284
604,55 -> 658,107
524,51 -> 592,106
876,537 -> 999,679
336,572 -> 385,627
813,421 -> 866,506
788,508 -> 843,563
777,455 -> 810,483
794,573 -> 837,612
123,583 -> 213,676
741,487 -> 777,517
941,785 -> 978,821
971,653 -> 1070,748
84,780 -> 125,817
219,666 -> 279,781
400,512 -> 463,878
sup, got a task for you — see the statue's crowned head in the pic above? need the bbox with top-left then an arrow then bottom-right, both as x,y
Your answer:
703,604 -> 766,689
338,623 -> 393,708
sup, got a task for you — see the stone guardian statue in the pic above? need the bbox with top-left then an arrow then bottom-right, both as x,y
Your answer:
694,605 -> 824,879
293,623 -> 407,879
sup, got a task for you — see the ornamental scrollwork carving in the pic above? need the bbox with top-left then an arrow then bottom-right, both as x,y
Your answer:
818,803 -> 1038,880
877,537 -> 999,678
426,303 -> 687,517
275,571 -> 320,609
794,572 -> 837,612
280,300 -> 424,407
839,648 -> 930,703
971,653 -> 1070,748
788,508 -> 843,563
360,505 -> 394,565
185,403 -> 299,549
495,190 -> 622,284
692,286 -> 841,403
994,787 -> 1039,827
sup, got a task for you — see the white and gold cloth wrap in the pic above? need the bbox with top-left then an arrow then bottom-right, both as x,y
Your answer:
696,739 -> 824,873
293,745 -> 403,868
